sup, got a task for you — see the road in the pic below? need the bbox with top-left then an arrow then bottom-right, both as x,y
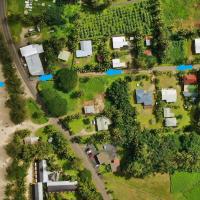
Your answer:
0,1 -> 110,199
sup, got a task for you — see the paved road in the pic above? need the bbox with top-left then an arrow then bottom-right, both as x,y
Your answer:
0,1 -> 110,199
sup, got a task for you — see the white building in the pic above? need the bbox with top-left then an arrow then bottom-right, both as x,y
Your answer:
195,38 -> 200,54
112,36 -> 128,49
20,44 -> 44,76
161,89 -> 177,103
96,117 -> 111,131
58,50 -> 70,61
76,40 -> 93,57
165,118 -> 177,127
112,59 -> 126,68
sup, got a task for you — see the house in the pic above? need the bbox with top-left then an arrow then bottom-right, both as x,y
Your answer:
161,89 -> 177,103
195,38 -> 200,54
165,118 -> 177,127
76,40 -> 92,57
58,50 -> 70,61
163,108 -> 174,118
103,144 -> 116,161
33,182 -> 43,200
24,136 -> 39,144
84,105 -> 95,114
112,59 -> 126,68
112,36 -> 128,49
20,44 -> 44,76
96,117 -> 111,131
135,89 -> 153,107
47,181 -> 78,193
97,152 -> 110,165
183,74 -> 198,85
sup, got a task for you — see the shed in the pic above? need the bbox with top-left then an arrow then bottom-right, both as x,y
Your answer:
96,117 -> 111,131
58,50 -> 70,61
20,44 -> 44,76
165,118 -> 177,127
145,36 -> 151,46
112,36 -> 128,49
76,40 -> 92,57
24,136 -> 39,144
84,105 -> 95,114
136,89 -> 153,107
163,108 -> 174,118
195,38 -> 200,54
112,59 -> 126,68
161,89 -> 177,103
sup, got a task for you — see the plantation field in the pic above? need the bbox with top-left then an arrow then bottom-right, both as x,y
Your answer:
171,172 -> 200,200
78,1 -> 153,39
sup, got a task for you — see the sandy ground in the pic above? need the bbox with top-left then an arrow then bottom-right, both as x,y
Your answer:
0,63 -> 42,199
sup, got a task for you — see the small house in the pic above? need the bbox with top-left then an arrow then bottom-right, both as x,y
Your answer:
58,50 -> 70,61
76,40 -> 93,57
136,89 -> 153,108
161,89 -> 177,103
112,59 -> 126,68
96,117 -> 111,131
183,74 -> 198,85
195,38 -> 200,54
163,108 -> 174,118
112,36 -> 128,49
165,118 -> 177,127
84,105 -> 95,114
103,144 -> 116,161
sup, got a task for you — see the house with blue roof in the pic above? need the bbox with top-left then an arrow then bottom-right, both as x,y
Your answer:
135,89 -> 153,108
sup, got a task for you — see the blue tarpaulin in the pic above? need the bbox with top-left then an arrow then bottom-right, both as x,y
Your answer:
0,82 -> 5,88
176,65 -> 193,71
105,69 -> 123,76
39,74 -> 53,81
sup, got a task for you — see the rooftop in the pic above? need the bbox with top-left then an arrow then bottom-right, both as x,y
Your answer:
96,117 -> 111,131
165,118 -> 177,127
76,40 -> 93,58
163,108 -> 174,118
195,38 -> 200,54
136,89 -> 153,106
161,89 -> 177,103
58,50 -> 70,61
112,36 -> 128,49
84,105 -> 95,114
183,74 -> 198,85
112,59 -> 126,68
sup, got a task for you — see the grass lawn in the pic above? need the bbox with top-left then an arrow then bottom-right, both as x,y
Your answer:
68,116 -> 95,135
171,172 -> 200,200
104,173 -> 172,200
26,98 -> 48,124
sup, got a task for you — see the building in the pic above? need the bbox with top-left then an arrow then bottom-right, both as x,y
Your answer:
163,108 -> 174,118
24,136 -> 39,144
161,89 -> 177,103
76,40 -> 92,57
20,44 -> 44,76
58,50 -> 70,61
96,117 -> 111,131
135,89 -> 153,107
103,144 -> 116,161
145,36 -> 151,46
195,38 -> 200,54
33,182 -> 43,200
84,105 -> 95,114
112,59 -> 126,68
183,74 -> 198,98
47,181 -> 78,193
165,118 -> 177,127
112,36 -> 128,49
37,160 -> 49,183
183,74 -> 198,85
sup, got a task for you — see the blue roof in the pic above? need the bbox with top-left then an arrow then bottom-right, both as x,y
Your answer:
176,65 -> 193,71
39,74 -> 53,81
105,69 -> 123,76
0,82 -> 5,88
136,89 -> 153,106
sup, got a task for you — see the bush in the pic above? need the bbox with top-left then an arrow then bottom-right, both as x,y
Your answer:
55,68 -> 78,93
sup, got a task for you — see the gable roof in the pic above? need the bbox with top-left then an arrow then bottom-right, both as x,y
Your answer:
112,36 -> 128,49
136,89 -> 153,106
96,117 -> 111,131
76,40 -> 92,57
161,89 -> 177,102
24,136 -> 39,144
58,50 -> 70,61
183,74 -> 198,85
165,118 -> 177,127
195,38 -> 200,54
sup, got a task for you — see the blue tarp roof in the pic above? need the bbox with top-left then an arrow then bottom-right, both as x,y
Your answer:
105,69 -> 123,76
176,65 -> 193,71
0,82 -> 5,88
39,74 -> 53,81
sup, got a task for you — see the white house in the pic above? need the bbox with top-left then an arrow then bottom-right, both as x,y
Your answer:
20,44 -> 44,76
112,36 -> 128,49
165,118 -> 177,127
195,38 -> 200,54
58,50 -> 70,61
76,40 -> 92,57
161,89 -> 177,103
96,117 -> 111,131
112,59 -> 126,68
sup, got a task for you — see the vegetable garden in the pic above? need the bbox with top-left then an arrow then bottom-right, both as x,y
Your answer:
78,1 -> 153,39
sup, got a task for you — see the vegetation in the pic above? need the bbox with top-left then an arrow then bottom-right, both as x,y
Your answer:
0,33 -> 26,124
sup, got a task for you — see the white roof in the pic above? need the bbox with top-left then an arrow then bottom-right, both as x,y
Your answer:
84,105 -> 95,114
38,160 -> 49,183
112,59 -> 126,68
163,108 -> 174,118
195,39 -> 200,54
58,50 -> 70,61
34,182 -> 43,200
165,118 -> 177,127
76,40 -> 92,58
47,181 -> 78,187
20,44 -> 44,76
162,89 -> 177,102
112,36 -> 128,49
96,117 -> 111,131
24,136 -> 39,144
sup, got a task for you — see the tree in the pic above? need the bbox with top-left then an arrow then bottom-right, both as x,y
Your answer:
40,88 -> 67,117
55,68 -> 78,93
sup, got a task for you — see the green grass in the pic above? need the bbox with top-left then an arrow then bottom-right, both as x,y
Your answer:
26,98 -> 48,124
171,172 -> 200,200
104,173 -> 172,200
7,0 -> 24,14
